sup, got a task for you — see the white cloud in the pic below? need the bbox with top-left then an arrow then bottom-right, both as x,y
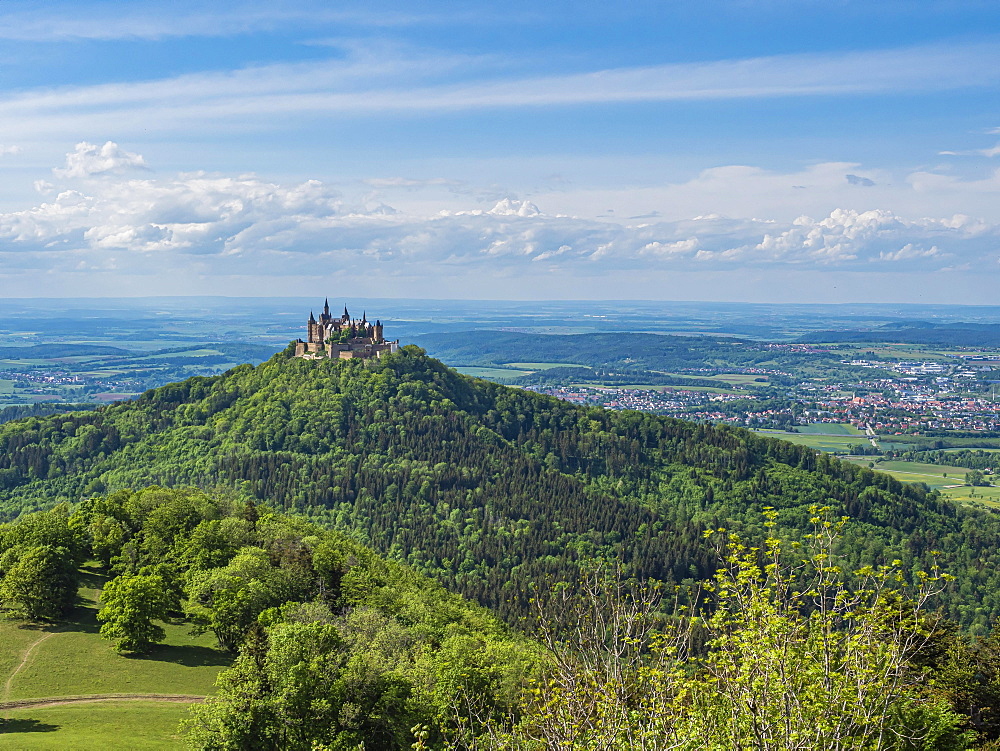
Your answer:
54,141 -> 148,178
0,157 -> 996,278
0,145 -> 20,157
939,142 -> 1000,158
2,146 -> 999,299
0,40 -> 997,141
0,4 -> 470,42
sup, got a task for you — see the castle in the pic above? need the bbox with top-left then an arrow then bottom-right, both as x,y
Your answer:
294,299 -> 399,360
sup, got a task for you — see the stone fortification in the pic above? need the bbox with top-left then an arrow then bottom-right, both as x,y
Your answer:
293,299 -> 399,360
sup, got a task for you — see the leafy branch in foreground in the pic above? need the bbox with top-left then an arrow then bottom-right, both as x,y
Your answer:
453,507 -> 973,751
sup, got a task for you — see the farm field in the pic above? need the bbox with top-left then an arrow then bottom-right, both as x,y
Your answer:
939,484 -> 1000,509
826,343 -> 957,361
504,362 -> 586,370
794,423 -> 864,435
453,366 -> 532,379
861,460 -> 971,489
754,429 -> 869,453
651,372 -> 769,386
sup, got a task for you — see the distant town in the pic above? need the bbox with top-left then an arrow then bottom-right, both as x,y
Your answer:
523,352 -> 1000,438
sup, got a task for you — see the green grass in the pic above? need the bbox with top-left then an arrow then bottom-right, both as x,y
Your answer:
795,423 -> 864,436
707,374 -> 769,385
0,701 -> 193,750
453,366 -> 532,379
868,460 -> 972,489
651,372 -> 769,386
940,484 -> 1000,508
1,564 -> 229,703
877,440 -> 921,452
504,362 -> 586,370
139,349 -> 221,360
753,430 -> 869,453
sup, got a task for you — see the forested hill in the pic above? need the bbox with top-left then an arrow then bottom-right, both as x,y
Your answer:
2,345 -> 1000,629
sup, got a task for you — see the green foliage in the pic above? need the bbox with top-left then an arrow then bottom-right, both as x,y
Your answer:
97,571 -> 176,652
967,469 -> 990,487
1,487 -> 535,749
0,543 -> 79,620
1,348 -> 1000,631
463,511 -> 974,751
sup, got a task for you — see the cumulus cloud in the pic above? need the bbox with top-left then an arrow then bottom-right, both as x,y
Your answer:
0,145 -> 20,157
54,141 -> 148,178
1,146 -> 998,284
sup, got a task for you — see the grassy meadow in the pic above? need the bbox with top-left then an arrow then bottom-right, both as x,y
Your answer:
0,701 -> 193,750
794,423 -> 864,436
754,429 -> 870,453
453,366 -> 532,379
0,562 -> 229,749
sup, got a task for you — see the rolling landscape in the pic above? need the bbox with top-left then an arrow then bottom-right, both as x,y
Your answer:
6,330 -> 1000,747
4,0 -> 1000,747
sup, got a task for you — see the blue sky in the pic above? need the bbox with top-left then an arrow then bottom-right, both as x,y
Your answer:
0,0 -> 998,302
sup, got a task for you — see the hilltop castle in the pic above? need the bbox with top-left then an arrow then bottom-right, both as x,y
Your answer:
294,299 -> 399,360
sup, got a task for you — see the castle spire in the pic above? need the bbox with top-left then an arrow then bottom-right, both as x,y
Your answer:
309,310 -> 316,323
343,305 -> 349,319
323,298 -> 330,316
362,311 -> 367,324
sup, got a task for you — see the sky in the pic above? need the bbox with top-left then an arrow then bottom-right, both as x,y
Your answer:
0,1 -> 998,303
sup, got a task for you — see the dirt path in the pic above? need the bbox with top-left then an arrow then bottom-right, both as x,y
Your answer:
0,693 -> 205,710
2,630 -> 60,700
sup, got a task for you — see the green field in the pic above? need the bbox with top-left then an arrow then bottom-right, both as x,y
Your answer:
0,563 -> 229,749
830,343 -> 956,361
139,349 -> 222,360
453,366 -> 532,379
844,459 -> 1000,509
863,460 -> 970,489
939,484 -> 1000,509
878,440 -> 921,452
654,372 -> 769,386
706,374 -> 769,385
795,423 -> 864,436
754,430 -> 869,453
504,362 -> 586,370
0,701 -> 192,750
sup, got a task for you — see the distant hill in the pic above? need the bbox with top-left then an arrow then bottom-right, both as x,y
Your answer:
0,346 -> 999,630
0,343 -> 133,358
799,322 -> 1000,347
409,329 -> 885,383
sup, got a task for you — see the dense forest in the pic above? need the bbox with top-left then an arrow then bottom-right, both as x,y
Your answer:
0,346 -> 999,633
